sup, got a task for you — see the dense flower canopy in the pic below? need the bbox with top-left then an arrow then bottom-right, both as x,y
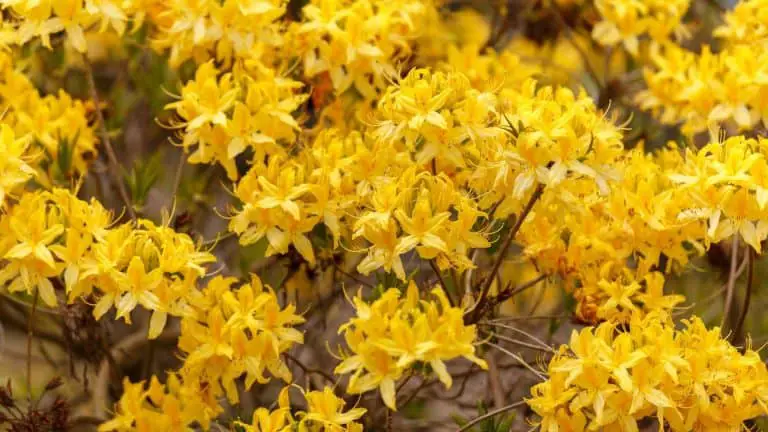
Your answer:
1,0 -> 768,431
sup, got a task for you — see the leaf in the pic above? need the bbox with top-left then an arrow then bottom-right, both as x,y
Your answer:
401,398 -> 426,419
125,150 -> 164,206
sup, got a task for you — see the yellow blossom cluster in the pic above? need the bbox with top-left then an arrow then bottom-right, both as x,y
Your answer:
4,0 -> 768,430
0,189 -> 216,339
714,0 -> 768,47
0,189 -> 307,427
528,312 -> 768,431
670,135 -> 768,253
335,282 -> 487,410
637,1 -> 768,134
0,51 -> 97,186
591,0 -> 690,56
237,386 -> 366,432
0,124 -> 35,207
98,375 -> 216,431
287,0 -> 441,98
148,0 -> 286,68
573,266 -> 684,325
177,275 -> 305,405
513,143 -> 700,323
0,0 -> 140,52
166,61 -> 307,179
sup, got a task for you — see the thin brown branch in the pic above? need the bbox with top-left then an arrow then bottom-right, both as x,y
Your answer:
481,320 -> 555,352
84,58 -> 137,221
396,376 -> 428,410
485,341 -> 547,381
485,352 -> 505,410
468,183 -> 545,322
26,289 -> 39,403
485,331 -> 554,353
549,5 -> 603,90
334,263 -> 375,289
734,247 -> 756,347
283,352 -> 337,385
430,259 -> 454,307
455,399 -> 527,432
494,273 -> 548,304
721,235 -> 740,332
93,328 -> 180,419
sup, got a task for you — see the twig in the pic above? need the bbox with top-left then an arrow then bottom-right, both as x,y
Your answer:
485,314 -> 569,323
550,6 -> 603,90
707,0 -> 727,12
485,331 -> 555,353
437,365 -> 476,401
481,321 -> 555,352
283,352 -> 337,385
721,235 -> 740,332
334,263 -> 374,289
468,184 -> 545,322
494,273 -> 548,304
26,289 -> 39,403
485,352 -> 505,410
396,377 -> 429,410
172,150 -> 185,198
84,57 -> 137,221
455,400 -> 527,432
676,254 -> 748,316
93,328 -> 180,419
485,341 -> 546,381
430,259 -> 454,307
734,247 -> 756,347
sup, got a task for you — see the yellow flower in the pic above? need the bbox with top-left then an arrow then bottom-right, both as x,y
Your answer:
0,124 -> 34,207
529,311 -> 768,431
336,282 -> 486,410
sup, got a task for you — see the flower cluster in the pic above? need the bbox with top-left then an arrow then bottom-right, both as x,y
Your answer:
335,282 -> 487,410
230,94 -> 493,276
573,266 -> 684,325
177,275 -> 305,405
4,0 -> 768,430
513,143 -> 701,323
637,1 -> 768,135
166,61 -> 307,179
670,135 -> 768,253
98,375 -> 214,431
237,386 -> 366,432
288,0 -> 441,99
0,124 -> 34,207
0,0 -> 138,52
149,0 -> 286,68
591,0 -> 690,55
713,0 -> 768,48
0,189 -> 216,339
0,51 -> 97,186
528,312 -> 768,431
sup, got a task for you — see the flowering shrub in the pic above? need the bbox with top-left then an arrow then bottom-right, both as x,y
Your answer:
1,0 -> 768,431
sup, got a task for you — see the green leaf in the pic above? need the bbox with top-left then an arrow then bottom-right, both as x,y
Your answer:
401,398 -> 426,419
125,150 -> 164,207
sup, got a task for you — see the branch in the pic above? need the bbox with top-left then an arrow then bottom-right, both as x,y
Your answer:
84,58 -> 137,221
468,183 -> 545,322
734,247 -> 756,348
26,289 -> 39,403
485,341 -> 546,381
92,328 -> 180,419
485,352 -> 505,410
430,259 -> 454,307
721,235 -> 740,332
282,352 -> 338,386
455,400 -> 527,432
